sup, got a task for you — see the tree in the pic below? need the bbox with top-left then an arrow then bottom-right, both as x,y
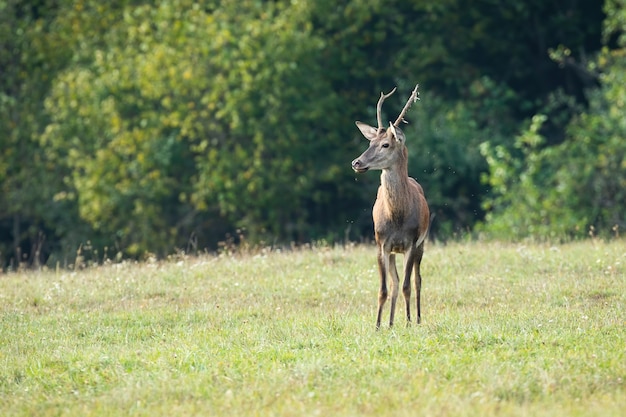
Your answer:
479,0 -> 626,239
304,0 -> 605,237
0,0 -> 612,265
41,1 -> 351,256
0,0 -> 81,267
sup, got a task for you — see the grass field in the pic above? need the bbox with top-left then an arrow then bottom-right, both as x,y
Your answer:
1,240 -> 624,416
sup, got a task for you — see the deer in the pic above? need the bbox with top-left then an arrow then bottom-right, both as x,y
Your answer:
351,84 -> 430,329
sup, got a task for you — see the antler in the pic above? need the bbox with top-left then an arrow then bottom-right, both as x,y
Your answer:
376,87 -> 397,132
393,84 -> 420,127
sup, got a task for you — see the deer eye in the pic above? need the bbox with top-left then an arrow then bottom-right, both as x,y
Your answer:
381,143 -> 390,148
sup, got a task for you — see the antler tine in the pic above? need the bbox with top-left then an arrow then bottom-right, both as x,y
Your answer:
393,84 -> 420,127
376,87 -> 397,132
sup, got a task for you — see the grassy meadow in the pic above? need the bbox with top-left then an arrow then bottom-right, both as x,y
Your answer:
0,240 -> 624,416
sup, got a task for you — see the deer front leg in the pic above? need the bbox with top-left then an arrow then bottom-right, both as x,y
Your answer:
388,254 -> 400,327
376,246 -> 388,329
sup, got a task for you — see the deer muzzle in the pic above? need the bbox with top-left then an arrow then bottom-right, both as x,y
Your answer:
351,158 -> 369,173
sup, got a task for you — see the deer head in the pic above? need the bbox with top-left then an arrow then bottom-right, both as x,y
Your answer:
351,121 -> 406,172
351,85 -> 419,173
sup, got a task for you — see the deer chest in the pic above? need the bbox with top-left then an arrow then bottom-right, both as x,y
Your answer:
375,222 -> 419,254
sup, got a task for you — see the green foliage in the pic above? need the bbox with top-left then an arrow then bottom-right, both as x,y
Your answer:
604,0 -> 626,46
41,1 -> 348,255
43,2 -> 212,255
0,0 -> 84,265
555,52 -> 626,234
189,2 -> 347,243
479,7 -> 626,240
405,89 -> 512,238
0,0 -> 614,262
479,115 -> 573,239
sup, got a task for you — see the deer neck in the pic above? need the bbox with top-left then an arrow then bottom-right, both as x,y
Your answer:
379,150 -> 411,217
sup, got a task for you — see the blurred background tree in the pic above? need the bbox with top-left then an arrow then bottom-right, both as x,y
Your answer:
479,0 -> 626,240
1,0 -> 622,267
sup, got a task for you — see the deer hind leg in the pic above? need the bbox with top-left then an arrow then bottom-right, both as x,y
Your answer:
414,243 -> 425,324
388,254 -> 400,327
402,247 -> 418,325
376,247 -> 389,329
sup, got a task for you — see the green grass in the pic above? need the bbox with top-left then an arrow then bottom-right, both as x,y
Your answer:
1,240 -> 625,416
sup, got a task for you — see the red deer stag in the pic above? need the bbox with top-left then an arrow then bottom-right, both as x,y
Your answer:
351,84 -> 430,329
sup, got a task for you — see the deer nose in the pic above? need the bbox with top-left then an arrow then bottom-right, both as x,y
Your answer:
352,159 -> 368,173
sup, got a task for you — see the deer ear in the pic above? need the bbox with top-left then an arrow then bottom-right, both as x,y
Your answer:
355,121 -> 379,141
388,122 -> 405,144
